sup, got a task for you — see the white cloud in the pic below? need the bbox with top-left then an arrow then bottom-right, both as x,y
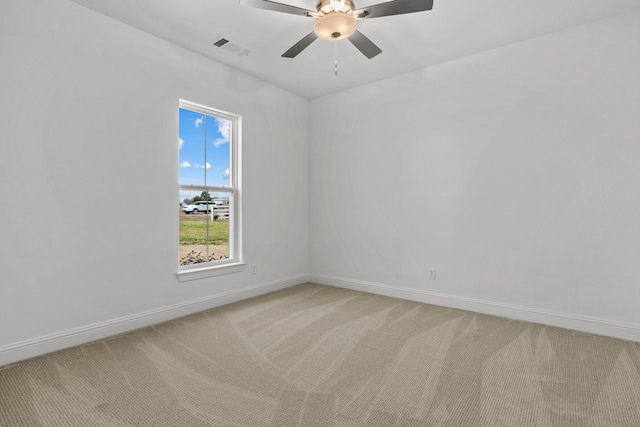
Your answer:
213,138 -> 228,147
179,160 -> 191,168
216,118 -> 230,141
223,169 -> 230,178
209,117 -> 230,148
195,117 -> 203,128
179,138 -> 184,149
195,163 -> 212,169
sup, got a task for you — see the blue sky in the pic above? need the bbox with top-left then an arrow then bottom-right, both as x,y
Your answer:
179,108 -> 230,190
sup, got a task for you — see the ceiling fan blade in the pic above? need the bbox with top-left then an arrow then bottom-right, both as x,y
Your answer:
355,0 -> 434,19
348,30 -> 382,59
282,32 -> 318,58
239,0 -> 314,16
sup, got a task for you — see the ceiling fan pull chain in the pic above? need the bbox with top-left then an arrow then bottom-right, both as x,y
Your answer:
334,40 -> 338,77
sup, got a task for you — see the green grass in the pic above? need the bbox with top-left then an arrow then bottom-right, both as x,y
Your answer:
179,215 -> 229,245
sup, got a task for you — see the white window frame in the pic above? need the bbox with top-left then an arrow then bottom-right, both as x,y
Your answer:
176,100 -> 243,282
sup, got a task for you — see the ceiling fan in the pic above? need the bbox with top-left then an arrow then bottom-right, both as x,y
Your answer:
239,0 -> 434,59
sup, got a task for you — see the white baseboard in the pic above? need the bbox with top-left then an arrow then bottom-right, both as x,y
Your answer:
0,274 -> 309,367
310,273 -> 640,343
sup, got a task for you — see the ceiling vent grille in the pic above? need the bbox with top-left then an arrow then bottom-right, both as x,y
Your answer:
210,37 -> 251,58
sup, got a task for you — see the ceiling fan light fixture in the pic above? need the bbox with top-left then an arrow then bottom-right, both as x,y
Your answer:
314,12 -> 357,40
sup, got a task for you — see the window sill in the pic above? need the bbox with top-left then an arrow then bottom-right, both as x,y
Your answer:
176,262 -> 245,282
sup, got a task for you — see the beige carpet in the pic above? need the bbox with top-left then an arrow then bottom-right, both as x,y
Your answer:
1,283 -> 639,426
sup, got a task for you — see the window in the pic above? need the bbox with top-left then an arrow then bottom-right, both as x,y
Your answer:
177,100 -> 242,279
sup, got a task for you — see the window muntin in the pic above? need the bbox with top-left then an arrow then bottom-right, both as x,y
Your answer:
178,101 -> 240,271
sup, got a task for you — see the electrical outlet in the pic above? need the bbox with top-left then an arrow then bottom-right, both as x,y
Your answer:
251,264 -> 257,275
429,268 -> 436,280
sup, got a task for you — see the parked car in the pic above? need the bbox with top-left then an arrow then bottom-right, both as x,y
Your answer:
182,201 -> 217,214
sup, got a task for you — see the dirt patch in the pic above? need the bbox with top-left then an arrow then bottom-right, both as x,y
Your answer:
180,244 -> 229,262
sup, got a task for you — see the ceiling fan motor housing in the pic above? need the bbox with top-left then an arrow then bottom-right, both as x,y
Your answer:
316,0 -> 355,14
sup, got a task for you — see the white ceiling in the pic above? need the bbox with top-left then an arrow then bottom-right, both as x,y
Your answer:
67,0 -> 640,99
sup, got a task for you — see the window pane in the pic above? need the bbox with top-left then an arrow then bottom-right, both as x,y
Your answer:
178,100 -> 239,271
179,189 -> 230,266
178,108 -> 206,186
206,115 -> 231,188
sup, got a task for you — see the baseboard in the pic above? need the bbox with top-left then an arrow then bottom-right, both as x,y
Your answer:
0,274 -> 309,367
310,274 -> 640,343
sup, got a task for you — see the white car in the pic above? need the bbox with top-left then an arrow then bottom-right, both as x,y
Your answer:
182,201 -> 216,214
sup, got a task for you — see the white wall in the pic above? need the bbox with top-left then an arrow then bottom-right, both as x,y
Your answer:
0,0 -> 309,364
310,10 -> 640,340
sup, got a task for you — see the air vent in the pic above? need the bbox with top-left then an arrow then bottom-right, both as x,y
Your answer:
210,37 -> 251,58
